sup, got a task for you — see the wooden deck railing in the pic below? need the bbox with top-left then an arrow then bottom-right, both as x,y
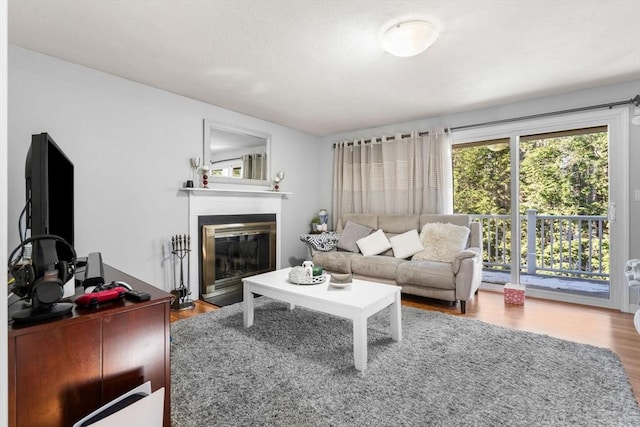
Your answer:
470,210 -> 609,280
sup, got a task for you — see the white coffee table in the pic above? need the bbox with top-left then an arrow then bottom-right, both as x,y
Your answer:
242,268 -> 402,371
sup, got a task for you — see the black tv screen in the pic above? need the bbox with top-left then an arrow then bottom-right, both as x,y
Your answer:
25,133 -> 74,247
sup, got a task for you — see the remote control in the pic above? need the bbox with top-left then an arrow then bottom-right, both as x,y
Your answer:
125,290 -> 151,302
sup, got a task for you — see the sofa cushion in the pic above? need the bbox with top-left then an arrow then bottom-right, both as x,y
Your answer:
312,251 -> 361,274
340,214 -> 379,231
356,229 -> 392,256
352,255 -> 404,281
419,214 -> 470,229
390,229 -> 424,259
397,260 -> 455,290
365,231 -> 398,257
412,222 -> 470,263
378,215 -> 419,234
336,221 -> 373,253
379,232 -> 396,257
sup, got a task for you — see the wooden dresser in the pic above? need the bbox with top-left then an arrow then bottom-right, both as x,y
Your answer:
8,265 -> 172,427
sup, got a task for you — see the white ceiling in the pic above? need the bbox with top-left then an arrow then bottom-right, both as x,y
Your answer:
8,0 -> 640,136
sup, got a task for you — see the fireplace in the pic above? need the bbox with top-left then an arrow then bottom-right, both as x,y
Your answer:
199,214 -> 276,305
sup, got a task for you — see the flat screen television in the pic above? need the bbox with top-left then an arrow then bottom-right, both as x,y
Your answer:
10,132 -> 76,323
25,132 -> 74,249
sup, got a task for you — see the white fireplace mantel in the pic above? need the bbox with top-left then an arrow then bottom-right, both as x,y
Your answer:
179,187 -> 292,197
183,187 -> 291,301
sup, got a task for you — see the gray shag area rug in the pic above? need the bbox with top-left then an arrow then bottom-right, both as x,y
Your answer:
171,299 -> 640,426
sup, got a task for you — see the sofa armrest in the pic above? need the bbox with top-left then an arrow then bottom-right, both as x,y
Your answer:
310,246 -> 337,256
469,222 -> 482,251
453,247 -> 481,274
453,247 -> 483,301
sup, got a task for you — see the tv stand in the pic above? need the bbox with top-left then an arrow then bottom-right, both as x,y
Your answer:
8,265 -> 172,427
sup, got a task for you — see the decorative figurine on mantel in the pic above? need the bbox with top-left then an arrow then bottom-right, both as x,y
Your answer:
200,165 -> 210,189
272,171 -> 285,191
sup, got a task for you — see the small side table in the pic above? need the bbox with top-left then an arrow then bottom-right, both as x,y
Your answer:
299,231 -> 340,259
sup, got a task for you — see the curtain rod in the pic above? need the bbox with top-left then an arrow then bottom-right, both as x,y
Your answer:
332,131 -> 427,148
332,94 -> 640,148
331,130 -> 446,148
450,94 -> 640,132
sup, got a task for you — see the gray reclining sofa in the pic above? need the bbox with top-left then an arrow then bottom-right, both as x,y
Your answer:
311,213 -> 483,314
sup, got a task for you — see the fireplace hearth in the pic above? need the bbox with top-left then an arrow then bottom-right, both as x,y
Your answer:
199,214 -> 276,305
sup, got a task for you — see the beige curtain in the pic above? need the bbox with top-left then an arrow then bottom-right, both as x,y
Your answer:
332,129 -> 452,229
424,129 -> 453,214
241,154 -> 252,179
253,153 -> 266,180
241,153 -> 267,180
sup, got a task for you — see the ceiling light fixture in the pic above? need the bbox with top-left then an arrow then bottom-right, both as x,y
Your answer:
381,20 -> 439,58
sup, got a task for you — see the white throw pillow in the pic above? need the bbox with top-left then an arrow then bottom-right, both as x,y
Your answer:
389,229 -> 424,259
412,222 -> 470,263
356,229 -> 392,256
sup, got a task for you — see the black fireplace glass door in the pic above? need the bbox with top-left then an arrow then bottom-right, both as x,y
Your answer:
201,220 -> 276,303
214,233 -> 270,281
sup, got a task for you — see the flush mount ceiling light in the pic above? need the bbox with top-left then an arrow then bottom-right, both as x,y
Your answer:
381,20 -> 439,57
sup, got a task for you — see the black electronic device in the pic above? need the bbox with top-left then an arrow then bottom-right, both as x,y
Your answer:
8,234 -> 76,324
125,289 -> 151,302
25,133 -> 74,253
83,252 -> 105,288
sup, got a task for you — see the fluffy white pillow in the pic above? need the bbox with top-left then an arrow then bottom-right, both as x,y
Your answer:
412,222 -> 470,263
389,229 -> 424,259
356,229 -> 392,256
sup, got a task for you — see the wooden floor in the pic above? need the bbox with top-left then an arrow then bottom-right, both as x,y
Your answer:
171,290 -> 640,403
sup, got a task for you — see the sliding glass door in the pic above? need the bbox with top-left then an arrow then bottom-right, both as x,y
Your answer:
452,108 -> 629,310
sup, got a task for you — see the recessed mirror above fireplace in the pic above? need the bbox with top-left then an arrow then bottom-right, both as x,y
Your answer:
203,119 -> 271,186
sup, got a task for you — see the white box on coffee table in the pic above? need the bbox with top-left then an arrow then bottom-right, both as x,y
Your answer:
242,268 -> 402,371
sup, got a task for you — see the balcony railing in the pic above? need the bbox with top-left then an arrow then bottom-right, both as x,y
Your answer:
470,210 -> 609,281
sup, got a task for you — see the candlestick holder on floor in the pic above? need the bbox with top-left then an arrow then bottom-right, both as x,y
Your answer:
171,234 -> 195,311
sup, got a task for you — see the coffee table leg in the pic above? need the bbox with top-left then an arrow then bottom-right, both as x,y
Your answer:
353,316 -> 367,371
243,284 -> 254,327
390,291 -> 402,342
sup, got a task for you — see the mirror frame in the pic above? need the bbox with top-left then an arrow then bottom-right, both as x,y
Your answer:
203,119 -> 271,187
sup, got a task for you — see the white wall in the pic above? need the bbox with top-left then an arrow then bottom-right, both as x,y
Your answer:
8,46 -> 318,290
318,80 -> 640,307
